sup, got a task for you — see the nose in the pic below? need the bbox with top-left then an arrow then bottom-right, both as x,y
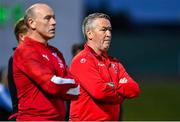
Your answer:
51,17 -> 56,25
106,30 -> 111,37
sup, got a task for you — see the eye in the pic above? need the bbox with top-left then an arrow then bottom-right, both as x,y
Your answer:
101,28 -> 107,31
44,15 -> 55,21
44,16 -> 51,20
108,27 -> 112,32
101,27 -> 112,32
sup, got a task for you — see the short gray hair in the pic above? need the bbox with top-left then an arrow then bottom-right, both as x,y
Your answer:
82,13 -> 111,40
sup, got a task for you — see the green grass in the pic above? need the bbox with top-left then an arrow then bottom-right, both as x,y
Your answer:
122,82 -> 180,121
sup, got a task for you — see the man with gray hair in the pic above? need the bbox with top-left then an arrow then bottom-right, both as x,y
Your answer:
69,13 -> 140,120
13,3 -> 79,121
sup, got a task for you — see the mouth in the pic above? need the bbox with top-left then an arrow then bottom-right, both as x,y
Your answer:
105,40 -> 111,43
105,38 -> 111,41
49,28 -> 55,33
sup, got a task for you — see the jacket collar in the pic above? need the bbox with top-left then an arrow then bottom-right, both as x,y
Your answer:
24,36 -> 49,47
84,44 -> 108,60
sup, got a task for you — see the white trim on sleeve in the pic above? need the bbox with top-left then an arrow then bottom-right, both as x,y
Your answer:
66,85 -> 80,95
51,75 -> 75,84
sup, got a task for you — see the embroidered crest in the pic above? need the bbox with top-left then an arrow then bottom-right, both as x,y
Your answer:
111,63 -> 118,74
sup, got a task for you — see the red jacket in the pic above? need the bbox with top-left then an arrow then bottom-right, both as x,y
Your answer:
69,44 -> 140,121
13,37 -> 79,121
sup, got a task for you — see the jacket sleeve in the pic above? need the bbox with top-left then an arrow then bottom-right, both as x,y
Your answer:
70,55 -> 124,104
56,49 -> 80,100
13,47 -> 79,97
115,63 -> 141,99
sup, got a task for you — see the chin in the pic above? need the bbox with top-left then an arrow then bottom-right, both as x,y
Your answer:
105,46 -> 110,50
103,48 -> 109,52
49,35 -> 55,39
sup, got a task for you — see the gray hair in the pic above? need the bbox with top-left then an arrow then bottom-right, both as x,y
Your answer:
82,13 -> 111,40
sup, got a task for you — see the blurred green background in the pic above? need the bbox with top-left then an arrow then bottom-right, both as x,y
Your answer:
109,31 -> 180,120
122,82 -> 180,120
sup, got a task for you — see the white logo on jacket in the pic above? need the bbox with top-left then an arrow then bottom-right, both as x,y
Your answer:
80,58 -> 86,63
97,63 -> 105,66
42,54 -> 49,61
119,77 -> 128,84
52,52 -> 64,68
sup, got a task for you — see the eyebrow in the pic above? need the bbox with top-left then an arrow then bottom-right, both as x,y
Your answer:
101,26 -> 112,30
44,14 -> 55,19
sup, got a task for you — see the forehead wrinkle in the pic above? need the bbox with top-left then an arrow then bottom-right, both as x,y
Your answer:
94,20 -> 111,29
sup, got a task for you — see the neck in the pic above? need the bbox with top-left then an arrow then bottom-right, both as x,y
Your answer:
87,41 -> 102,55
28,31 -> 48,45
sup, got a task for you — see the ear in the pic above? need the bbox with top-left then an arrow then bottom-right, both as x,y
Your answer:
86,30 -> 93,40
28,18 -> 36,29
18,33 -> 25,43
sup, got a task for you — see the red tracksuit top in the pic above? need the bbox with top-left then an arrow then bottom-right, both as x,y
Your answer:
69,44 -> 140,121
13,37 -> 79,121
